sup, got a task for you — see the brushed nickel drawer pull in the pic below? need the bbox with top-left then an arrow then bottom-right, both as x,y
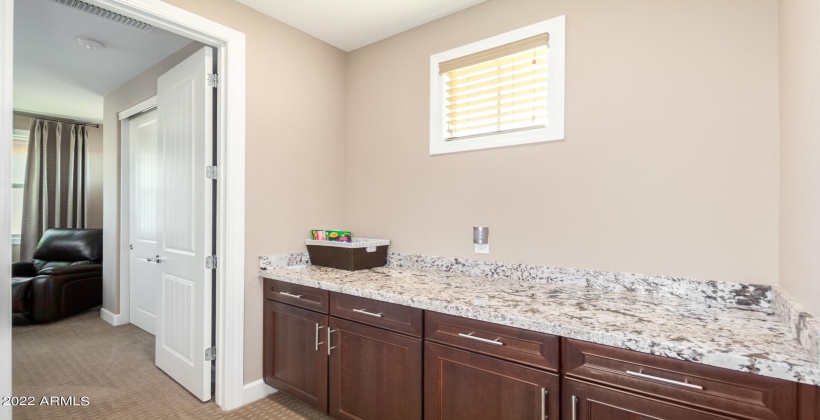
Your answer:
571,395 -> 577,420
315,324 -> 324,351
626,370 -> 703,390
278,291 -> 302,299
352,308 -> 383,318
541,387 -> 547,420
458,332 -> 503,346
327,328 -> 336,356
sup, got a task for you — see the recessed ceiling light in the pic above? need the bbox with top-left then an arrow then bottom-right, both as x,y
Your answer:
76,38 -> 105,51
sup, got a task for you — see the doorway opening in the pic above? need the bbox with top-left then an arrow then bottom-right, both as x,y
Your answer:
0,0 -> 247,414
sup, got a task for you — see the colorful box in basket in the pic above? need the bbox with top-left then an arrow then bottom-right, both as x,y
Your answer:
311,229 -> 352,242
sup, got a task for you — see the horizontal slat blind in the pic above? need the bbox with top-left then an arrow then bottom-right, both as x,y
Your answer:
440,33 -> 549,140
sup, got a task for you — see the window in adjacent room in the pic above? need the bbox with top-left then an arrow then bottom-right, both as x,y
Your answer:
12,129 -> 29,244
429,16 -> 565,155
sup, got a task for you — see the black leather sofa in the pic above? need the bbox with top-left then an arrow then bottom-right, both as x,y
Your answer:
11,228 -> 103,323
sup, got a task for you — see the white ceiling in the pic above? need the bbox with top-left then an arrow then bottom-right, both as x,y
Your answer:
234,0 -> 487,52
13,0 -> 193,122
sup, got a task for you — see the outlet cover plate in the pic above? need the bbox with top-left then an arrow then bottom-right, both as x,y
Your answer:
474,244 -> 489,254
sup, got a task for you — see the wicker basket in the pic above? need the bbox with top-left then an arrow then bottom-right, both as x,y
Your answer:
305,238 -> 390,271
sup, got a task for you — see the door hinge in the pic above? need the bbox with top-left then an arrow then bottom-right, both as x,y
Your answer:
205,165 -> 218,179
206,73 -> 219,88
205,346 -> 216,361
206,255 -> 217,270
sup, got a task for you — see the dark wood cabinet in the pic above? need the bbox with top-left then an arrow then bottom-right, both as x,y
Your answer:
263,278 -> 820,420
425,342 -> 559,420
328,316 -> 422,420
564,378 -> 736,420
264,279 -> 422,420
798,383 -> 820,420
263,299 -> 329,412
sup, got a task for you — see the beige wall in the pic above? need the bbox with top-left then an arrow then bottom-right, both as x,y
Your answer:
103,0 -> 348,385
346,0 -> 780,285
11,113 -> 103,262
779,0 -> 820,317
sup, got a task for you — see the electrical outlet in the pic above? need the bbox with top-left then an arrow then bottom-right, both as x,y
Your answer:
474,244 -> 489,254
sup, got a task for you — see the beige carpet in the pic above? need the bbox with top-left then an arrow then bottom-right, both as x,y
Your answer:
12,309 -> 332,419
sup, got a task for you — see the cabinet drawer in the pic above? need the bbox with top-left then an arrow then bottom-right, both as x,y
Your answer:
563,339 -> 797,420
264,278 -> 328,313
329,292 -> 423,337
564,378 -> 736,420
425,311 -> 559,371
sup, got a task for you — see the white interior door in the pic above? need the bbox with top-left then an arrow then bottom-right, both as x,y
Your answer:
129,108 -> 160,335
154,46 -> 215,402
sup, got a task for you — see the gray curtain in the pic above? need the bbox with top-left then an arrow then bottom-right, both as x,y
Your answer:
19,119 -> 88,261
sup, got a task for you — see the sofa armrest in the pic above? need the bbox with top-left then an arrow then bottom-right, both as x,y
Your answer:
38,264 -> 102,276
28,267 -> 103,323
12,261 -> 37,277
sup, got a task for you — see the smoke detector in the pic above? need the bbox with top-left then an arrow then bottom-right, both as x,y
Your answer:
76,38 -> 105,51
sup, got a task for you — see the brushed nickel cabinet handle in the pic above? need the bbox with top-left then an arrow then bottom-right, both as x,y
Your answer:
278,291 -> 302,299
352,308 -> 382,318
314,324 -> 324,351
571,395 -> 577,420
541,387 -> 547,420
626,370 -> 703,390
327,328 -> 336,356
458,332 -> 503,346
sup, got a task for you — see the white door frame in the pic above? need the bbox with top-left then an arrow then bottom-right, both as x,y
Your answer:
119,96 -> 157,334
0,0 -> 14,418
0,0 -> 247,412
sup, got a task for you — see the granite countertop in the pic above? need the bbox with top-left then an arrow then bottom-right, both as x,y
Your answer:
259,259 -> 820,385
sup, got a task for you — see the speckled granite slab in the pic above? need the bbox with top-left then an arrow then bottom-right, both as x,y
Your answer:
262,253 -> 772,307
772,287 -> 820,364
385,253 -> 773,309
260,254 -> 820,385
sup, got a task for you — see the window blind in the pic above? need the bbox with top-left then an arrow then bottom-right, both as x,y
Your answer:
439,33 -> 549,140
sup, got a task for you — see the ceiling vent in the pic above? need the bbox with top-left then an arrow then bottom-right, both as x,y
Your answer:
50,0 -> 154,33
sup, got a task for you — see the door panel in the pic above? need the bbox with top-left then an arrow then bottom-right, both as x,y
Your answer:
425,342 -> 559,420
329,317 -> 422,420
264,300 -> 329,412
129,108 -> 159,335
154,46 -> 214,402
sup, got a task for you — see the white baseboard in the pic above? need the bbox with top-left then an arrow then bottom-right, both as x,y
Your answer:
100,308 -> 128,326
243,379 -> 277,405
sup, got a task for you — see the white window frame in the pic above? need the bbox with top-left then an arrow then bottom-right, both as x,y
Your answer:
11,128 -> 28,245
429,16 -> 566,155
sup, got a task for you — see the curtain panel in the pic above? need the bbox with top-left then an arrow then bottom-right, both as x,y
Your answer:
19,119 -> 88,261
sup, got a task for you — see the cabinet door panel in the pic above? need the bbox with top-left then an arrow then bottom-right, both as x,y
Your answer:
798,383 -> 820,420
264,300 -> 328,412
329,317 -> 422,420
564,379 -> 736,420
425,342 -> 559,420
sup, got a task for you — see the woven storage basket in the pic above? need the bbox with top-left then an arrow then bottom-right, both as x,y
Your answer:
306,238 -> 390,271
